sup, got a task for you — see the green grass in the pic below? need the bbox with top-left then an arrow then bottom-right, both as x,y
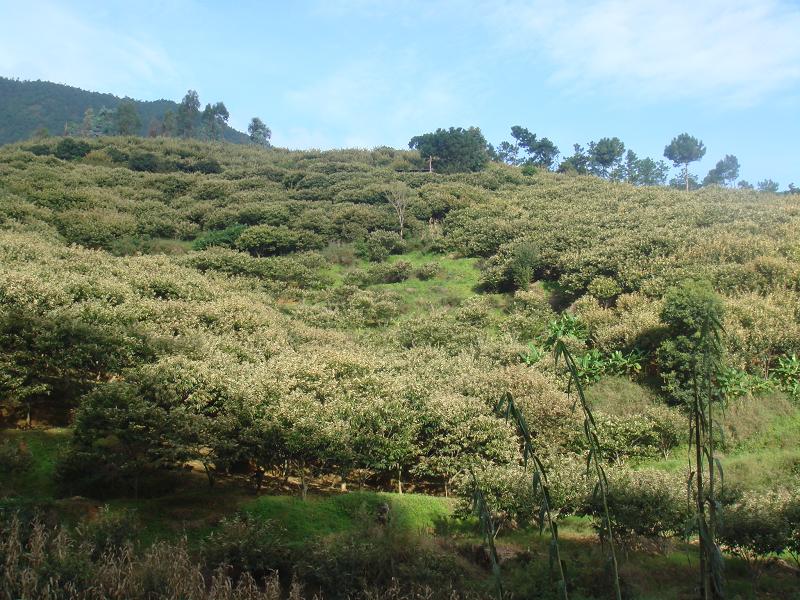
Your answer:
0,428 -> 71,499
3,428 -> 800,598
325,251 -> 485,311
244,492 -> 454,542
585,376 -> 660,415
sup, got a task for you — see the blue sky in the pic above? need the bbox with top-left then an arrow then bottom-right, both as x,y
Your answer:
1,0 -> 799,187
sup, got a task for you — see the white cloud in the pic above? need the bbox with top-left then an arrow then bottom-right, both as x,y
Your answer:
283,57 -> 464,148
486,0 -> 800,106
0,0 -> 176,97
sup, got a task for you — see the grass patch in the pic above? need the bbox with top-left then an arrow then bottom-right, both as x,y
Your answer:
376,252 -> 482,305
0,428 -> 71,499
586,376 -> 661,416
244,492 -> 454,542
721,391 -> 800,451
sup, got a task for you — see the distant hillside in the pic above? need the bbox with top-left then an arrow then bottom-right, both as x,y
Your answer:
0,77 -> 249,144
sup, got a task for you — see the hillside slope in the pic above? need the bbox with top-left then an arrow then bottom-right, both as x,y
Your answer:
0,77 -> 249,144
1,136 -> 799,599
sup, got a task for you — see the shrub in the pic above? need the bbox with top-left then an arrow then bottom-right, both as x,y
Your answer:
54,138 -> 91,160
201,513 -> 291,581
415,262 -> 440,280
0,513 -> 289,599
355,230 -> 406,262
454,297 -> 494,326
186,248 -> 327,288
347,289 -> 404,326
298,527 -> 466,597
656,279 -> 724,403
236,225 -> 325,256
192,157 -> 223,174
588,275 -> 622,304
192,224 -> 247,250
593,407 -> 684,462
76,506 -> 138,559
25,143 -> 52,156
0,438 -> 33,474
599,469 -> 689,545
56,208 -> 137,250
719,490 -> 795,571
456,458 -> 590,527
395,314 -> 482,355
367,260 -> 412,284
343,262 -> 413,287
128,151 -> 162,172
105,146 -> 129,162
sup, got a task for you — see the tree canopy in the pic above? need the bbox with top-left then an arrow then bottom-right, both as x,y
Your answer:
588,137 -> 625,177
664,133 -> 706,191
703,155 -> 740,187
408,127 -> 490,173
115,101 -> 142,136
497,126 -> 560,170
248,117 -> 272,147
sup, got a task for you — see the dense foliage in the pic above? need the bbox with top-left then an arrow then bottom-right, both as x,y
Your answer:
1,134 -> 799,597
0,78 -> 249,144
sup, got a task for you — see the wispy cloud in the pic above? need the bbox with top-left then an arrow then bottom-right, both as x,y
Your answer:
486,0 -> 800,106
0,0 -> 176,97
283,57 -> 464,148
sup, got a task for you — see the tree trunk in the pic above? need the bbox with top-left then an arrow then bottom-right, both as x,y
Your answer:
694,392 -> 709,600
203,462 -> 215,488
685,163 -> 690,191
397,466 -> 403,495
282,460 -> 290,486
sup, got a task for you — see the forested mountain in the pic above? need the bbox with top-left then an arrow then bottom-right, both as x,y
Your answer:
0,77 -> 249,144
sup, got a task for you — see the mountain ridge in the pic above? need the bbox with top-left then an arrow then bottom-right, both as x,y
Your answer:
0,76 -> 249,144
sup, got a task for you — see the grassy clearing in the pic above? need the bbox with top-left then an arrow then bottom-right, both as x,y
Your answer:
2,429 -> 799,598
324,250 -> 485,310
0,428 -> 71,499
585,376 -> 660,415
244,492 -> 455,542
377,252 -> 483,306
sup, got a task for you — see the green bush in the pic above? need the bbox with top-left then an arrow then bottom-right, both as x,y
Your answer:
368,261 -> 412,284
56,208 -> 137,250
128,151 -> 162,172
298,527 -> 466,598
588,275 -> 622,304
189,157 -> 222,174
656,279 -> 724,403
54,138 -> 91,160
415,262 -> 440,280
76,506 -> 138,559
599,469 -> 689,544
186,248 -> 327,288
719,490 -> 796,569
192,224 -> 247,250
456,458 -> 590,527
593,406 -> 684,461
0,438 -> 33,474
355,229 -> 406,262
201,513 -> 291,580
236,225 -> 325,256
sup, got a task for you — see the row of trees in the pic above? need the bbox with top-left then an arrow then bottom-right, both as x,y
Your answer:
408,126 -> 795,193
64,89 -> 271,147
65,101 -> 145,137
